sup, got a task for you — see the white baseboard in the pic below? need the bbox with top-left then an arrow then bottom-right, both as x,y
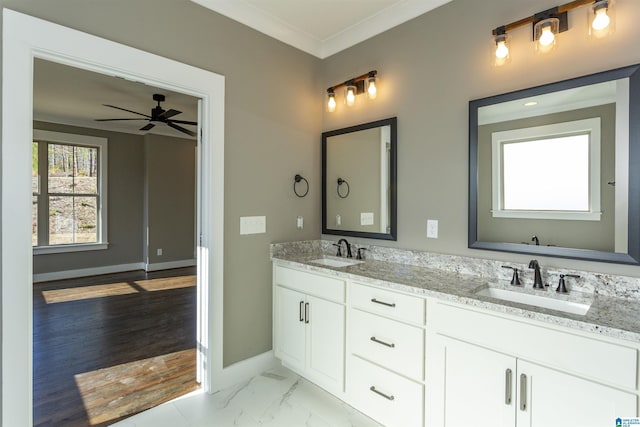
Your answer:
145,259 -> 197,272
213,351 -> 279,392
33,262 -> 145,283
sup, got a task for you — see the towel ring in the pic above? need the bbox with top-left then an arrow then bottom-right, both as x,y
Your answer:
294,174 -> 309,198
337,177 -> 350,199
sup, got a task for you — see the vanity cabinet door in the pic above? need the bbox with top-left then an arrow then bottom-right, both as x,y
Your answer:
516,360 -> 637,427
306,294 -> 345,392
431,335 -> 516,427
274,285 -> 306,373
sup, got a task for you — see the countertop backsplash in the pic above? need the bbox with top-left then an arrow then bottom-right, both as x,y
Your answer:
270,240 -> 640,301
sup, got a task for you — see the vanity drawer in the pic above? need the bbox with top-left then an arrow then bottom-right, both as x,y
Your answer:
274,266 -> 345,303
350,282 -> 425,324
347,355 -> 423,427
350,308 -> 424,380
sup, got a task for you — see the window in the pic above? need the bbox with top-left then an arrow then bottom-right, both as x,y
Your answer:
491,118 -> 601,221
33,130 -> 108,254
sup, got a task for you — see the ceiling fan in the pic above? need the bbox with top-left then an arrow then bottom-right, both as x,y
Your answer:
96,93 -> 197,137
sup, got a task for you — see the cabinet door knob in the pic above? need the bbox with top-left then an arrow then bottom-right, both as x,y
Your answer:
370,336 -> 395,348
519,373 -> 527,411
369,386 -> 395,401
371,298 -> 396,308
505,368 -> 512,405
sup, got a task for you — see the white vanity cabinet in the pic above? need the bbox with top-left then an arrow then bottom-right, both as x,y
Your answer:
273,265 -> 346,395
426,301 -> 638,427
346,282 -> 426,427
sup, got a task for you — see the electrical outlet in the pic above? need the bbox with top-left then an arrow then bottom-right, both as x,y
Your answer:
157,248 -> 163,256
427,220 -> 439,239
336,214 -> 341,226
297,215 -> 304,230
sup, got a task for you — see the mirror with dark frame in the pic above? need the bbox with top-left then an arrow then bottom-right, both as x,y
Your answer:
469,64 -> 640,264
322,117 -> 397,241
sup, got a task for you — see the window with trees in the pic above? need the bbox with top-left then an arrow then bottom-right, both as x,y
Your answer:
32,130 -> 108,254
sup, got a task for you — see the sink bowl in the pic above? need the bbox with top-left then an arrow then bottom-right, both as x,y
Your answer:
475,287 -> 591,316
309,257 -> 363,268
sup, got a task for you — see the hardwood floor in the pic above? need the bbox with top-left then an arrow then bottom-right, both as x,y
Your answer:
33,268 -> 199,426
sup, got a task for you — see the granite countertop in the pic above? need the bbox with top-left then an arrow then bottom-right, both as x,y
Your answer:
272,253 -> 640,343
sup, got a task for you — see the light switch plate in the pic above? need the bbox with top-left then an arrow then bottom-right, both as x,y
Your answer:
361,212 -> 374,226
427,219 -> 438,238
240,216 -> 266,235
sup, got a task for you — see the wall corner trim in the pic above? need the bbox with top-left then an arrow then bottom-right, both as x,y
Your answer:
214,351 -> 279,393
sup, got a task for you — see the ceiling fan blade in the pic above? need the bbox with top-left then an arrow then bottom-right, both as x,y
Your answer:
95,118 -> 148,122
158,109 -> 181,120
167,122 -> 196,137
167,119 -> 198,125
140,123 -> 155,131
103,104 -> 151,118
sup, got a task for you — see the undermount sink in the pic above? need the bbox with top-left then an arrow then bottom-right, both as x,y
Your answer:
309,257 -> 363,268
475,287 -> 591,316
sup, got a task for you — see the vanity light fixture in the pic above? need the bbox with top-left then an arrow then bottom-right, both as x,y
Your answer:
326,70 -> 378,112
491,0 -> 614,66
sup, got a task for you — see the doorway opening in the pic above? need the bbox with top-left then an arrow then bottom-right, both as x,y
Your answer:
3,10 -> 225,426
31,57 -> 202,425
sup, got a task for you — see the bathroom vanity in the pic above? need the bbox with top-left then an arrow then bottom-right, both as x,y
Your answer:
272,242 -> 640,427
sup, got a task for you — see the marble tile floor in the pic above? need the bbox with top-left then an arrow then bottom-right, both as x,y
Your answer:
111,366 -> 382,427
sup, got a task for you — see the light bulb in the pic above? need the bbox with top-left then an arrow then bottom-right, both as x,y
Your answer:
539,26 -> 555,47
367,78 -> 377,99
346,86 -> 356,106
495,40 -> 509,59
327,94 -> 336,112
592,7 -> 610,31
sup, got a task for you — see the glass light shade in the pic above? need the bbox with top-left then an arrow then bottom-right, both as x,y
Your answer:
366,76 -> 377,99
492,33 -> 510,67
327,92 -> 336,112
589,0 -> 614,38
345,85 -> 356,106
534,18 -> 559,53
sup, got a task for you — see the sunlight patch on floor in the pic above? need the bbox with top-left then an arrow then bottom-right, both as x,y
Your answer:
41,275 -> 196,303
74,348 -> 199,425
42,282 -> 138,303
134,275 -> 196,292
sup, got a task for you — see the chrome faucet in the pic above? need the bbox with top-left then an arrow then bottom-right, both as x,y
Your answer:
337,238 -> 353,258
528,259 -> 544,289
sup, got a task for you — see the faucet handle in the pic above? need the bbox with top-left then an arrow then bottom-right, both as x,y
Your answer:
332,243 -> 342,257
357,247 -> 368,260
556,274 -> 580,293
501,266 -> 521,286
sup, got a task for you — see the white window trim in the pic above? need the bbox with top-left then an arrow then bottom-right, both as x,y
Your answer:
491,118 -> 602,221
32,129 -> 109,253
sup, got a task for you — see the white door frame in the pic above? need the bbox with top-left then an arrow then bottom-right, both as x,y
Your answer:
2,10 -> 225,426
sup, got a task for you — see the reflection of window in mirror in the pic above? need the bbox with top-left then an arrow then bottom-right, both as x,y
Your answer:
491,118 -> 601,221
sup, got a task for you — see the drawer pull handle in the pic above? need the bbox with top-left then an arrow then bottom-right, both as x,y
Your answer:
519,373 -> 527,411
371,298 -> 396,308
370,336 -> 395,348
505,368 -> 512,405
299,301 -> 304,322
370,386 -> 395,401
305,302 -> 309,324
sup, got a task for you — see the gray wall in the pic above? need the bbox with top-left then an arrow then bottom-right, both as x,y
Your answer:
321,0 -> 640,277
477,104 -> 616,251
32,122 -> 145,274
326,128 -> 381,232
1,0 -> 323,367
144,134 -> 196,265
